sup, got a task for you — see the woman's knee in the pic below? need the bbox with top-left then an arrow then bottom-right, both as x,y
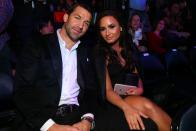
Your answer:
125,96 -> 155,111
142,98 -> 156,111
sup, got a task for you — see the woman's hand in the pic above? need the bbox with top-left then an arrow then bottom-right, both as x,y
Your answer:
123,105 -> 148,130
126,79 -> 144,96
126,88 -> 139,95
126,79 -> 143,96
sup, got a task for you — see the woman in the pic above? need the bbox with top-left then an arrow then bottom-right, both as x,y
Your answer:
94,10 -> 171,131
147,19 -> 167,60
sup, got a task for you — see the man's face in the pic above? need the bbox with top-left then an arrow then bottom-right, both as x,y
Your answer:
63,6 -> 92,42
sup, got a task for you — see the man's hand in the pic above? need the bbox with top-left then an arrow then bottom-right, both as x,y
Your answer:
48,123 -> 80,131
73,120 -> 91,131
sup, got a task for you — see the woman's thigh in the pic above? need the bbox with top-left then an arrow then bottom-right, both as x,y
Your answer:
94,103 -> 158,131
124,96 -> 156,114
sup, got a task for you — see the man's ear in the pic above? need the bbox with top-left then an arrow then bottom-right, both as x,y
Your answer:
63,13 -> 68,23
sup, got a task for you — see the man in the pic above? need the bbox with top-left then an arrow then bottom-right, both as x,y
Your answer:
128,0 -> 152,32
13,3 -> 95,131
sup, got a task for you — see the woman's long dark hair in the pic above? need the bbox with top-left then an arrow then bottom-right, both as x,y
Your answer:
95,10 -> 136,71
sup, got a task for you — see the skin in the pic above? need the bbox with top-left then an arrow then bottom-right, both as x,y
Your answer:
60,6 -> 91,50
130,14 -> 141,31
39,21 -> 54,35
157,20 -> 165,32
156,20 -> 165,33
99,16 -> 147,130
154,20 -> 165,37
99,16 -> 144,96
48,5 -> 92,131
99,16 -> 171,131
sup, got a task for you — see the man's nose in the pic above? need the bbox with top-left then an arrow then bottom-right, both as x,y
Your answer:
78,22 -> 84,30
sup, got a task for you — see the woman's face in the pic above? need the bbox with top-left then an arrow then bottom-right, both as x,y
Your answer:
157,20 -> 165,31
99,16 -> 121,45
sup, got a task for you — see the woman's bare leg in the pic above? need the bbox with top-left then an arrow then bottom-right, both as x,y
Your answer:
124,96 -> 171,131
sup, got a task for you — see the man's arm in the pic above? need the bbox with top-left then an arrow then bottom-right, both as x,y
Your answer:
14,38 -> 56,129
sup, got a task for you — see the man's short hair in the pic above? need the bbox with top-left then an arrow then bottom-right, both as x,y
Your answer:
67,3 -> 93,16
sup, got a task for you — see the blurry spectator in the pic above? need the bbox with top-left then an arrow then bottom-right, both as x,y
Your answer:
0,0 -> 14,75
0,0 -> 14,110
53,0 -> 75,29
178,0 -> 193,38
54,0 -> 75,12
37,17 -> 54,36
128,0 -> 152,32
147,19 -> 167,60
10,0 -> 52,52
128,13 -> 148,53
163,1 -> 191,48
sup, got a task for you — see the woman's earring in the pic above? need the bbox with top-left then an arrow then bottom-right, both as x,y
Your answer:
120,27 -> 123,31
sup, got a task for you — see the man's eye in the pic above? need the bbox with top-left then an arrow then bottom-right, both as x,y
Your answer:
84,22 -> 90,27
75,16 -> 80,19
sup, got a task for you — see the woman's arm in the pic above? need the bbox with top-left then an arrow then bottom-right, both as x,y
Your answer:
105,67 -> 128,110
126,78 -> 144,95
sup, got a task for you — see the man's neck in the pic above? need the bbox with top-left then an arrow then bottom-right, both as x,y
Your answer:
59,29 -> 75,50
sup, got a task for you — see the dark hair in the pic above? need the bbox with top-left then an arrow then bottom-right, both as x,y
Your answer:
37,17 -> 53,31
96,10 -> 136,70
67,2 -> 93,16
153,18 -> 167,37
128,12 -> 142,28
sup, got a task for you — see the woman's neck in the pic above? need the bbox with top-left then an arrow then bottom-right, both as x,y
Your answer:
154,30 -> 160,36
111,42 -> 126,66
112,42 -> 121,54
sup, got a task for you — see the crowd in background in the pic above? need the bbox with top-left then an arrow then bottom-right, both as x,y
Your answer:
6,0 -> 196,72
1,0 -> 196,130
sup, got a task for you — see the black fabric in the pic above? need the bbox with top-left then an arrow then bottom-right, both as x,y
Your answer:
0,41 -> 12,74
108,59 -> 139,87
93,47 -> 158,131
53,105 -> 81,125
13,33 -> 95,130
94,103 -> 158,131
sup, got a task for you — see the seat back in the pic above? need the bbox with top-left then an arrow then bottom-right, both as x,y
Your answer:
189,46 -> 196,71
139,52 -> 170,106
180,104 -> 196,131
171,104 -> 196,131
165,49 -> 189,75
0,74 -> 13,110
0,73 -> 15,128
139,52 -> 166,77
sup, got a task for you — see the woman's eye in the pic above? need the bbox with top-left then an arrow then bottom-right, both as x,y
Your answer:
109,25 -> 115,29
99,27 -> 105,31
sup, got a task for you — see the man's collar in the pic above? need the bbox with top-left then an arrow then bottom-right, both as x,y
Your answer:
57,29 -> 81,50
